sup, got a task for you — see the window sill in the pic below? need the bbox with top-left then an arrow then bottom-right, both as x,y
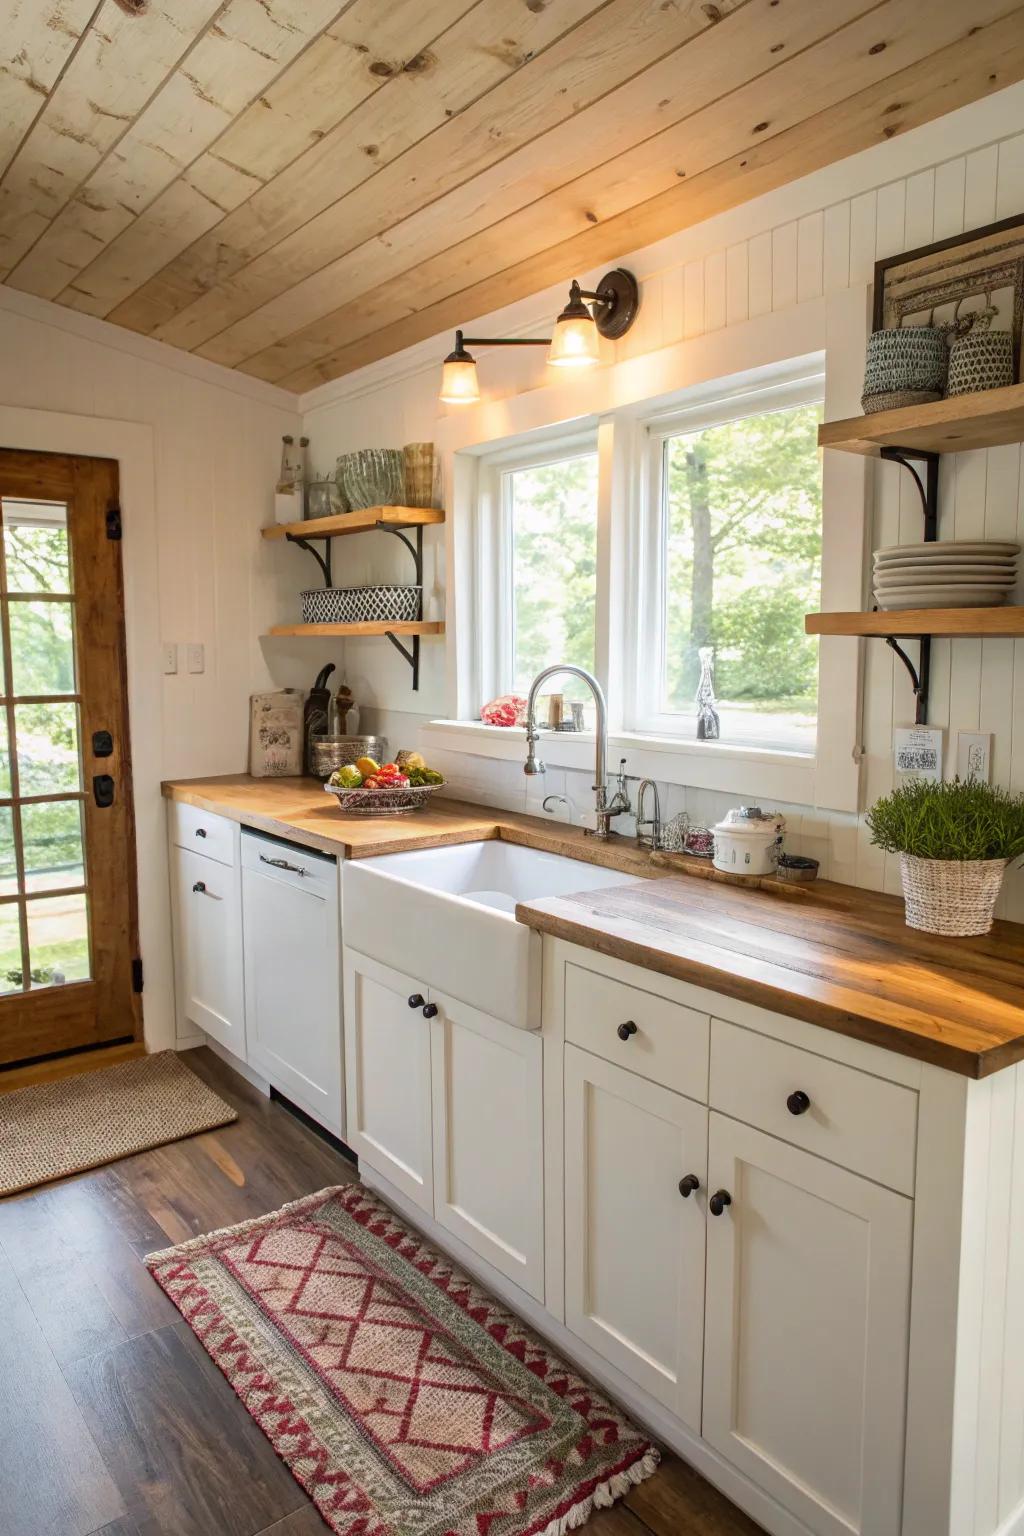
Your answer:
422,720 -> 820,805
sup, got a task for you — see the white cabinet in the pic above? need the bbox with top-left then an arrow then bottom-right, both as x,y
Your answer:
169,836 -> 245,1057
242,833 -> 343,1136
702,1112 -> 913,1536
343,948 -> 434,1213
430,989 -> 544,1301
563,1043 -> 708,1427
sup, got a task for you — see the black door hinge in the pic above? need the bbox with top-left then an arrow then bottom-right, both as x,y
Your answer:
106,505 -> 122,540
132,957 -> 143,993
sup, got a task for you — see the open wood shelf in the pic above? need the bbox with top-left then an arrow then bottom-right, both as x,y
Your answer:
818,382 -> 1024,457
262,505 -> 444,541
266,620 -> 445,638
806,608 -> 1024,638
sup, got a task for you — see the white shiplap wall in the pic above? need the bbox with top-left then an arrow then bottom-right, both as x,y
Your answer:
302,89 -> 1024,922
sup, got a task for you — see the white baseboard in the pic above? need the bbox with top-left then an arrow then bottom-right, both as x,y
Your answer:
361,1165 -> 815,1536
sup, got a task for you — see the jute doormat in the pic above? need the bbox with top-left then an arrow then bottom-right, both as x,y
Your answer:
0,1050 -> 237,1196
147,1183 -> 659,1536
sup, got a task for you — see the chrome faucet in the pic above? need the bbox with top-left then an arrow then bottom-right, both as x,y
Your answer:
524,664 -> 631,839
635,778 -> 662,851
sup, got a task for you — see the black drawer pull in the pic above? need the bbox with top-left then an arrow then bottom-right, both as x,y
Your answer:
787,1090 -> 811,1116
709,1189 -> 732,1217
617,1020 -> 638,1041
195,827 -> 207,838
408,993 -> 425,1009
678,1174 -> 700,1198
192,881 -> 206,894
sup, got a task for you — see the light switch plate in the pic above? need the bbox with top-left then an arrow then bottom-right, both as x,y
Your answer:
186,643 -> 205,675
162,643 -> 177,675
957,731 -> 992,782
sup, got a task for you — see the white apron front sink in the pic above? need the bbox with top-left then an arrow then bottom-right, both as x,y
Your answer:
343,840 -> 637,1028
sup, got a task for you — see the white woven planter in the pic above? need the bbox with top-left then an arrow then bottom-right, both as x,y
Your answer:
898,853 -> 1007,936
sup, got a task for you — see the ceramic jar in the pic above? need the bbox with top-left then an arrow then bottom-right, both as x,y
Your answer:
712,806 -> 786,877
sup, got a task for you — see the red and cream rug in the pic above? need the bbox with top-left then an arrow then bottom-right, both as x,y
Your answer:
147,1183 -> 658,1536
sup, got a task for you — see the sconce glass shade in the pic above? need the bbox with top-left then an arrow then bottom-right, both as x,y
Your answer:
548,309 -> 600,367
439,349 -> 480,404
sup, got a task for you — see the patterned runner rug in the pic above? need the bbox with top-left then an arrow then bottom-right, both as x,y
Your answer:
0,1050 -> 236,1196
147,1183 -> 659,1536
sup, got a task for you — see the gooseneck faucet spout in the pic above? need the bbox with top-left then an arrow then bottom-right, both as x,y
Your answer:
523,664 -> 630,839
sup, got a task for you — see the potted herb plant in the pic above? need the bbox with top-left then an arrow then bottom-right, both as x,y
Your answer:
866,778 -> 1024,936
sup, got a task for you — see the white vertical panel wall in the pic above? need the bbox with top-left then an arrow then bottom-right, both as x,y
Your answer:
301,90 -> 1024,922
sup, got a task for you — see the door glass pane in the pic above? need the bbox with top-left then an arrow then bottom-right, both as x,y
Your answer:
2,501 -> 71,593
15,703 -> 81,793
0,715 -> 9,795
0,808 -> 15,897
21,800 -> 84,893
9,598 -> 76,696
27,892 -> 89,985
0,905 -> 21,992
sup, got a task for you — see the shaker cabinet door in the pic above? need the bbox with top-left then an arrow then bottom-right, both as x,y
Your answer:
564,1044 -> 707,1429
703,1112 -> 913,1536
171,843 -> 245,1057
343,948 -> 433,1213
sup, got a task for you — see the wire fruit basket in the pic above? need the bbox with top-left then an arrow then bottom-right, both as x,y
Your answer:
323,781 -> 445,816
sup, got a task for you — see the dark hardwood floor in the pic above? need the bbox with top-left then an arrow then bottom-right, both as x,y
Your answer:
0,1047 -> 763,1536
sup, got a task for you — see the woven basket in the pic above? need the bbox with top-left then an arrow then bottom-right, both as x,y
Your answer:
899,853 -> 1007,936
947,330 -> 1014,396
861,388 -> 943,415
863,322 -> 948,399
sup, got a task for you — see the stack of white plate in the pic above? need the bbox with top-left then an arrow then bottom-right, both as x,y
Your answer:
873,541 -> 1019,610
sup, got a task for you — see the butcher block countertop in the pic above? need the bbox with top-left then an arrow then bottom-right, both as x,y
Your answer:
163,775 -> 1024,1078
516,876 -> 1024,1079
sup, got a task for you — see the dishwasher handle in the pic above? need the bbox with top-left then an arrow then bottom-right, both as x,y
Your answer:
259,853 -> 310,877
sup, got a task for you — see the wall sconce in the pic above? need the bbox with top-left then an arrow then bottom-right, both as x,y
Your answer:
438,269 -> 639,404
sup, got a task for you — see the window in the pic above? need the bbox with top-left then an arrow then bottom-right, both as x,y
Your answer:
481,440 -> 599,703
636,381 -> 824,753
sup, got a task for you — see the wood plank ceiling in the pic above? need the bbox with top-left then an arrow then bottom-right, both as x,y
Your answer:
2,0 -> 1023,395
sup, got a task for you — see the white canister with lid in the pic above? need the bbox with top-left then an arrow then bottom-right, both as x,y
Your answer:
712,806 -> 786,876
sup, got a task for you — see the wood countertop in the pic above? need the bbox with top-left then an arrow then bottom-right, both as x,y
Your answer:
516,877 -> 1024,1079
163,776 -> 1024,1079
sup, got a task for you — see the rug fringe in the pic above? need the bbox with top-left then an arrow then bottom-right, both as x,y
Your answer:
144,1185 -> 345,1266
536,1447 -> 661,1536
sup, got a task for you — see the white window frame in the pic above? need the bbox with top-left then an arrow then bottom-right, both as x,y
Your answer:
474,429 -> 599,710
629,363 -> 826,750
427,292 -> 869,813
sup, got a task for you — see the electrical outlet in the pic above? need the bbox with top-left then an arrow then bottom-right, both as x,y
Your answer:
186,643 -> 205,675
957,731 -> 992,782
162,643 -> 178,675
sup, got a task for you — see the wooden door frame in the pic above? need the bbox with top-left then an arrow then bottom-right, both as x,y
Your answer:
0,448 -> 141,1063
0,407 -> 174,1052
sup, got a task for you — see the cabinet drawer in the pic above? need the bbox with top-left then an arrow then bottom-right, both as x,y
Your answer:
169,801 -> 237,868
564,961 -> 709,1101
242,829 -> 336,898
710,1020 -> 917,1195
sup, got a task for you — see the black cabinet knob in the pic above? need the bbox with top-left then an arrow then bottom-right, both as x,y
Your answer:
678,1174 -> 700,1198
422,1002 -> 439,1019
195,827 -> 207,838
617,1020 -> 638,1041
192,881 -> 206,894
709,1189 -> 732,1217
787,1090 -> 811,1116
408,994 -> 424,1009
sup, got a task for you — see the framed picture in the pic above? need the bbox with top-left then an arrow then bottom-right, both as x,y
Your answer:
872,212 -> 1024,381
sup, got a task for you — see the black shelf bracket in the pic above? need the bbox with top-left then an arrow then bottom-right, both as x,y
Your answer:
384,630 -> 420,691
878,445 -> 940,725
285,532 -> 332,587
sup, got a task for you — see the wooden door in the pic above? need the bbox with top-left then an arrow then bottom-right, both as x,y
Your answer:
564,1044 -> 707,1427
242,833 -> 342,1135
0,449 -> 139,1066
429,990 -> 544,1301
702,1112 -> 913,1536
342,947 -> 433,1212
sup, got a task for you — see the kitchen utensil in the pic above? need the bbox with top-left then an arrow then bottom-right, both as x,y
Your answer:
337,448 -> 404,510
712,806 -> 785,876
323,780 -> 445,816
309,734 -> 389,781
301,585 -> 420,625
303,662 -> 335,775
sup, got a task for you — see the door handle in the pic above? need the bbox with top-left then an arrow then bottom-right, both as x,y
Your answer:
259,854 -> 309,876
93,774 -> 115,808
